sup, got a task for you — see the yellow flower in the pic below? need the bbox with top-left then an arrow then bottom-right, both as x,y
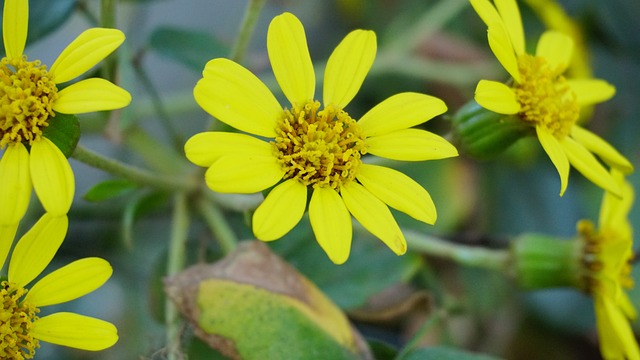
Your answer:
0,0 -> 131,238
470,0 -> 633,196
185,12 -> 458,264
577,170 -> 639,360
0,213 -> 117,359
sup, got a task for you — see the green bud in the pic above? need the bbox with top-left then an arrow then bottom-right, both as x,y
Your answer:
450,100 -> 531,159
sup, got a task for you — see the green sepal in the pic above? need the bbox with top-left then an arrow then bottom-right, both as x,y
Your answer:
42,112 -> 80,158
451,100 -> 532,159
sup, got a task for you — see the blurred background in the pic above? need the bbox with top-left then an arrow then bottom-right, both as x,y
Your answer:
5,0 -> 639,358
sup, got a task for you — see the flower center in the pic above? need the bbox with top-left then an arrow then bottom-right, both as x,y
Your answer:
0,281 -> 39,360
273,101 -> 367,189
514,54 -> 579,139
0,56 -> 58,149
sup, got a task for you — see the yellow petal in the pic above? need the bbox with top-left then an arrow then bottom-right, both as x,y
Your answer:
24,257 -> 112,307
469,0 -> 503,28
33,312 -> 118,351
535,31 -> 574,74
536,126 -> 569,196
488,24 -> 521,82
253,179 -> 307,241
0,223 -> 19,272
357,164 -> 436,224
560,136 -> 621,196
309,187 -> 352,264
571,126 -> 633,174
358,92 -> 447,137
2,0 -> 28,60
9,214 -> 68,288
30,138 -> 74,215
49,28 -> 125,84
184,132 -> 271,167
366,128 -> 458,161
205,154 -> 283,194
599,169 -> 633,231
594,297 -> 640,360
567,79 -> 616,106
267,12 -> 315,106
340,182 -> 406,255
474,79 -> 520,114
494,0 -> 525,55
53,78 -> 131,114
195,58 -> 281,138
323,29 -> 376,109
0,143 -> 31,225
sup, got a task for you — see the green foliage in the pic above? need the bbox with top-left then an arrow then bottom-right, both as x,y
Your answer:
43,112 -> 80,158
401,346 -> 503,360
148,26 -> 228,71
83,179 -> 138,202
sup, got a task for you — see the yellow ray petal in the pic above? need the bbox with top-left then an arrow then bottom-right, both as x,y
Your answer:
571,126 -> 633,174
3,0 -> 28,60
267,12 -> 315,106
0,223 -> 19,272
599,170 -> 633,230
205,154 -> 283,194
469,0 -> 503,28
0,143 -> 31,226
474,79 -> 520,114
494,0 -> 525,55
53,78 -> 131,114
24,257 -> 112,307
309,187 -> 352,264
323,29 -> 376,109
184,132 -> 271,167
560,136 -> 621,196
340,182 -> 406,255
594,297 -> 640,360
567,79 -> 616,107
49,28 -> 125,84
9,214 -> 68,288
253,179 -> 307,241
30,138 -> 74,216
358,92 -> 447,137
33,312 -> 118,351
536,126 -> 569,196
366,128 -> 458,161
357,164 -> 436,224
195,58 -> 281,138
535,31 -> 573,75
488,24 -> 521,82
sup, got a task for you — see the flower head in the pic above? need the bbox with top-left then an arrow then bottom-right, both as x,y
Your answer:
0,213 -> 117,359
470,0 -> 633,196
185,12 -> 458,264
0,0 -> 131,235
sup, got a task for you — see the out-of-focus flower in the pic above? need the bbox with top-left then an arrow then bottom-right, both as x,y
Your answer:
185,12 -> 458,264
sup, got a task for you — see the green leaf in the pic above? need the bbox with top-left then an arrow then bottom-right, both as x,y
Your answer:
83,179 -> 138,202
148,26 -> 228,71
42,112 -> 80,158
401,346 -> 503,360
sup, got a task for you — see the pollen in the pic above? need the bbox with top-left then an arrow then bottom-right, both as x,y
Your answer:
273,101 -> 367,189
514,54 -> 579,139
0,281 -> 39,360
0,55 -> 58,148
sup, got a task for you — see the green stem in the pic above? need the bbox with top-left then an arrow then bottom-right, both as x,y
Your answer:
405,230 -> 510,271
72,144 -> 196,192
229,0 -> 267,63
196,198 -> 238,254
100,0 -> 117,81
395,311 -> 441,360
165,193 -> 190,360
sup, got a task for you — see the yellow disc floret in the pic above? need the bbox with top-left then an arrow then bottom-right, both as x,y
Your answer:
0,281 -> 39,360
274,101 -> 367,189
0,56 -> 58,148
514,54 -> 579,138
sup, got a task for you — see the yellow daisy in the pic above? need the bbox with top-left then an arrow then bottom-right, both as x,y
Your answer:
0,213 -> 117,359
470,0 -> 633,196
577,170 -> 639,360
185,12 -> 458,264
0,0 -> 131,237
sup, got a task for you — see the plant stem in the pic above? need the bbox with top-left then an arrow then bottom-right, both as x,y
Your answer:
395,311 -> 442,360
405,230 -> 510,271
72,144 -> 196,192
165,193 -> 189,360
100,0 -> 117,81
196,198 -> 238,254
229,0 -> 267,63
